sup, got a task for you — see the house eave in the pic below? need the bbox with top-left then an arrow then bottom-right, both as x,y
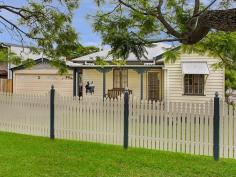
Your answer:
67,64 -> 164,69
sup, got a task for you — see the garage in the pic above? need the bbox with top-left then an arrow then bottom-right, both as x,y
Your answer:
12,58 -> 73,96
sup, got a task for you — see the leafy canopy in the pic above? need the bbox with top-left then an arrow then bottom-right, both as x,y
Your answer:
225,68 -> 236,90
67,45 -> 100,60
0,0 -> 80,70
93,0 -> 236,68
0,47 -> 35,68
180,32 -> 236,68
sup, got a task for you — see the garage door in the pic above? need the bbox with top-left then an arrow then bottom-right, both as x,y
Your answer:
14,74 -> 73,96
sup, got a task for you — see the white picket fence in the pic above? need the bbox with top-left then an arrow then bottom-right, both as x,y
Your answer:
128,99 -> 214,156
54,95 -> 124,145
0,92 -> 235,159
0,93 -> 50,137
220,103 -> 236,158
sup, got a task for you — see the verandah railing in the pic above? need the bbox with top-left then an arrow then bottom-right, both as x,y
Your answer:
0,88 -> 235,160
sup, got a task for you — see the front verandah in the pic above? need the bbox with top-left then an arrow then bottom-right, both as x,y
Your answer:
72,66 -> 164,101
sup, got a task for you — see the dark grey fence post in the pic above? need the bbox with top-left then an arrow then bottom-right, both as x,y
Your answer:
213,92 -> 220,160
124,89 -> 129,149
50,85 -> 55,140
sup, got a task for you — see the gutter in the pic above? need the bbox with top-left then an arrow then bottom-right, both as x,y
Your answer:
67,64 -> 164,68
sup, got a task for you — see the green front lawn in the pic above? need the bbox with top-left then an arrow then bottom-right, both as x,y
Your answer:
0,132 -> 235,177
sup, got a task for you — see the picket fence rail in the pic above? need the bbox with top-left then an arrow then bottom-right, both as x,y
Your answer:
0,91 -> 235,159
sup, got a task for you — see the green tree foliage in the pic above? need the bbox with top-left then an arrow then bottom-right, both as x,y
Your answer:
0,0 -> 80,70
67,45 -> 99,60
94,57 -> 127,66
225,68 -> 236,90
93,0 -> 236,65
94,56 -> 109,66
181,32 -> 236,68
0,47 -> 35,67
112,59 -> 126,66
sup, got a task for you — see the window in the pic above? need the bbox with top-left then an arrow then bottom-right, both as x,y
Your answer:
184,74 -> 204,95
113,68 -> 128,89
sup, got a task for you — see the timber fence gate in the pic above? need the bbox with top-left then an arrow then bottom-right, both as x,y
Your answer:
0,87 -> 235,160
0,79 -> 12,93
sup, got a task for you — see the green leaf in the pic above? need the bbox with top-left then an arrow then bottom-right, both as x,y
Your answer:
164,49 -> 181,63
94,57 -> 109,67
112,59 -> 127,66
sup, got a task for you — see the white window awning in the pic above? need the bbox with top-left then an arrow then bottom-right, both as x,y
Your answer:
181,62 -> 210,75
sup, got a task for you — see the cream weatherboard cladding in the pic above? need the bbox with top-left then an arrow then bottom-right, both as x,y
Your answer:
163,54 -> 225,103
128,70 -> 141,98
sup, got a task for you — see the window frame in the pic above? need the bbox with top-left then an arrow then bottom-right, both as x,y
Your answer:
147,71 -> 162,101
113,68 -> 128,89
184,74 -> 205,96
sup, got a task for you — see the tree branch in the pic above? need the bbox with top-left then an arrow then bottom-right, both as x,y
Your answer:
193,0 -> 217,18
97,3 -> 121,17
116,0 -> 182,39
193,0 -> 200,16
0,15 -> 41,40
155,0 -> 181,38
186,0 -> 217,39
130,31 -> 182,44
146,38 -> 182,43
200,8 -> 236,31
117,0 -> 150,15
0,5 -> 28,20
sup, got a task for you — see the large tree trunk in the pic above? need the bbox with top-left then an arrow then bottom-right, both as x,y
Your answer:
203,8 -> 236,31
182,8 -> 236,44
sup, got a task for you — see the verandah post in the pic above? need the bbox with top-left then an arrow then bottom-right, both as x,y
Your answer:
213,92 -> 220,160
124,88 -> 129,149
50,85 -> 55,140
73,68 -> 76,97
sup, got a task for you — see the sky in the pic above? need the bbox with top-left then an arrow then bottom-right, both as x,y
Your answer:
71,0 -> 104,47
0,0 -> 104,47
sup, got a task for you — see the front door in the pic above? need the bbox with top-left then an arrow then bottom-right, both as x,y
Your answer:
148,71 -> 161,101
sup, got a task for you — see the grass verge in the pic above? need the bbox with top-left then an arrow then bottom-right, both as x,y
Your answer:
0,132 -> 235,177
